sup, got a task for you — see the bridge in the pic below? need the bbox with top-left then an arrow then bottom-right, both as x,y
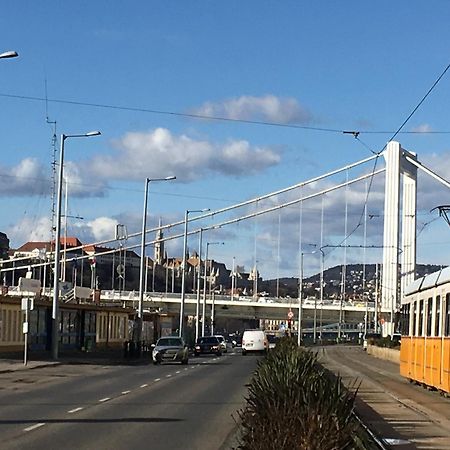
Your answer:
2,140 -> 450,341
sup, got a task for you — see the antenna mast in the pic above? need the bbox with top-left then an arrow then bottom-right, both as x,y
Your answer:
45,78 -> 58,242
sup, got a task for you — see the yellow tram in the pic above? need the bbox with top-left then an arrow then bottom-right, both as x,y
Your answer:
400,267 -> 450,394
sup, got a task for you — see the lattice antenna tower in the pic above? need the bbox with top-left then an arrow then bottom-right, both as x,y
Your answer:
45,78 -> 58,243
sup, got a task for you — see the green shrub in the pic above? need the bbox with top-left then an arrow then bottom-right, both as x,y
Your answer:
236,337 -> 358,450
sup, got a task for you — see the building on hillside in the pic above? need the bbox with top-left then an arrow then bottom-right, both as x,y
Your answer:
0,232 -> 9,260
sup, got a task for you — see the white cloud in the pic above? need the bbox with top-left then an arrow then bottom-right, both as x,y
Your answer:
191,95 -> 312,124
83,217 -> 119,242
0,158 -> 49,197
86,128 -> 280,182
411,123 -> 433,133
7,216 -> 52,246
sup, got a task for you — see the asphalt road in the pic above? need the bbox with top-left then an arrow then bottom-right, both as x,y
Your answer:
0,350 -> 259,450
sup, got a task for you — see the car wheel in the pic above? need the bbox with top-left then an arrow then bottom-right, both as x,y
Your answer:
153,360 -> 159,365
242,349 -> 247,356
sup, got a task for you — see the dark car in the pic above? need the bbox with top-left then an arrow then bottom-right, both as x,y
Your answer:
194,336 -> 222,356
152,336 -> 189,365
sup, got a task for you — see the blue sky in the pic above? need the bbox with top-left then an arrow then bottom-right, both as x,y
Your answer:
2,1 -> 450,279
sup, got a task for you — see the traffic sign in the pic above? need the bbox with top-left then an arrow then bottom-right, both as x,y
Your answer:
287,310 -> 294,320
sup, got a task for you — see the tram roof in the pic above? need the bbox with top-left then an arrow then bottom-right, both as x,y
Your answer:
404,266 -> 450,296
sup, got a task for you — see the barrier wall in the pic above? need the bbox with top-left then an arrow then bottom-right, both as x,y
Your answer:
367,344 -> 400,364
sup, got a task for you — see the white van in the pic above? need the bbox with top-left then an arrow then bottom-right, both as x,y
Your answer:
242,330 -> 268,355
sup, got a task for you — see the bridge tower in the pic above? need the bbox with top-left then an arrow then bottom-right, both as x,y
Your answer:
382,141 -> 417,336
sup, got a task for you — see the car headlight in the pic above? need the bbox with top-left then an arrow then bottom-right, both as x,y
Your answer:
195,346 -> 200,350
212,345 -> 218,350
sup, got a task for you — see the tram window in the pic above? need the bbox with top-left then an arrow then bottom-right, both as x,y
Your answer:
418,299 -> 424,336
410,302 -> 416,336
435,296 -> 441,337
426,298 -> 433,336
446,294 -> 450,336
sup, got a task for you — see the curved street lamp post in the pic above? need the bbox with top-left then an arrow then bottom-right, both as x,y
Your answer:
52,131 -> 101,360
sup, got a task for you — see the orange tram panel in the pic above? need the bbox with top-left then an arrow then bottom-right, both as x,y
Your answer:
400,336 -> 450,394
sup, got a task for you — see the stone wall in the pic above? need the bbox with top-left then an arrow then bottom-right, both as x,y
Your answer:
367,344 -> 400,364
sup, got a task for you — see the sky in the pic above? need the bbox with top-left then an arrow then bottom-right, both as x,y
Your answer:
2,1 -> 450,280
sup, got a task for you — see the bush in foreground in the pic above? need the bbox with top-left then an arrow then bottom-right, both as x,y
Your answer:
236,338 -> 358,450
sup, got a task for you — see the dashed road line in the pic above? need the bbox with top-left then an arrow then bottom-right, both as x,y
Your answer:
166,374 -> 172,378
140,383 -> 148,388
154,378 -> 161,382
121,390 -> 131,395
175,371 -> 181,374
68,407 -> 84,414
99,397 -> 110,403
24,423 -> 45,432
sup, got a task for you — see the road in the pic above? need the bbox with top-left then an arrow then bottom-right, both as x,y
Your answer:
0,350 -> 258,450
320,345 -> 450,450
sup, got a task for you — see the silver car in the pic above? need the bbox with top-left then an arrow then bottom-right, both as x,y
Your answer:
152,336 -> 189,365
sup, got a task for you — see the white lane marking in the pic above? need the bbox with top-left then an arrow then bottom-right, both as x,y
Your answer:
140,384 -> 148,388
184,368 -> 188,371
166,374 -> 172,378
175,371 -> 181,374
121,390 -> 131,395
191,366 -> 196,369
24,423 -> 45,432
68,407 -> 84,414
99,397 -> 110,403
154,378 -> 161,382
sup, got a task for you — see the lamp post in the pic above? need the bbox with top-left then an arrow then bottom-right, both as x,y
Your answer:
137,176 -> 176,345
52,131 -> 101,359
298,245 -> 316,346
179,208 -> 209,338
0,50 -> 18,59
202,241 -> 223,337
195,228 -> 203,342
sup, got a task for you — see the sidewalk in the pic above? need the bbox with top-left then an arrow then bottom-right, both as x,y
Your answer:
0,348 -> 152,374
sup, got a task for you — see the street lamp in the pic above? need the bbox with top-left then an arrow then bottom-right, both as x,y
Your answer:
52,131 -> 101,359
137,176 -> 176,345
201,241 -> 224,337
298,245 -> 316,346
195,228 -> 203,343
0,50 -> 18,59
179,208 -> 209,338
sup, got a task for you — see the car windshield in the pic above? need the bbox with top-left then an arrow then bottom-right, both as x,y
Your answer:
215,336 -> 224,342
197,337 -> 218,344
157,338 -> 183,347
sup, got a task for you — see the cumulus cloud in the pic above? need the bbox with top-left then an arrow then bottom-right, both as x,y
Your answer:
0,158 -> 49,197
190,95 -> 312,124
80,217 -> 119,242
411,123 -> 433,133
86,128 -> 280,182
7,216 -> 52,247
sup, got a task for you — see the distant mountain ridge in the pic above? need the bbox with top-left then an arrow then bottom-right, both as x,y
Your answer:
261,264 -> 444,299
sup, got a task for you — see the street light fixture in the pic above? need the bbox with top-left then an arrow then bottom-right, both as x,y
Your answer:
179,208 -> 210,338
0,50 -> 18,59
52,131 -> 101,359
195,228 -> 203,343
202,241 -> 224,337
137,176 -> 176,345
298,245 -> 317,346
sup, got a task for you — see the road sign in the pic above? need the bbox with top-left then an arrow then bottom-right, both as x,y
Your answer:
18,277 -> 41,295
287,310 -> 294,320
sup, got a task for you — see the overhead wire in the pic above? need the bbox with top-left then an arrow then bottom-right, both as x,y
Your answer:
2,91 -> 450,135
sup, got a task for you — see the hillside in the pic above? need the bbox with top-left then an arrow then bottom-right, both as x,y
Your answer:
261,263 -> 444,299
